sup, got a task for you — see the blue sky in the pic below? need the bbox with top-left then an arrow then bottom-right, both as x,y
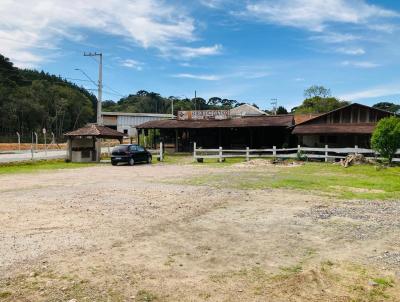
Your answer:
1,0 -> 400,110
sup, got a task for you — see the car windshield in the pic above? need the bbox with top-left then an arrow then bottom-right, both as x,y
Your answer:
113,145 -> 129,152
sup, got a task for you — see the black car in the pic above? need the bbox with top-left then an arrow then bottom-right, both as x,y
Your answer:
111,144 -> 152,166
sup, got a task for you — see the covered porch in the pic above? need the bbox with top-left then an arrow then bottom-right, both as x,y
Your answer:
137,115 -> 295,152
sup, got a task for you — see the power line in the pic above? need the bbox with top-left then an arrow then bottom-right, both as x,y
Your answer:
103,84 -> 125,97
83,52 -> 103,124
74,68 -> 98,87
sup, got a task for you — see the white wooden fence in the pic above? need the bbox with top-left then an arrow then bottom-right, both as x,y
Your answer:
193,142 -> 400,163
146,142 -> 164,161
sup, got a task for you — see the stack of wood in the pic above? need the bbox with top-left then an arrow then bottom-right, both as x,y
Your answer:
341,154 -> 367,168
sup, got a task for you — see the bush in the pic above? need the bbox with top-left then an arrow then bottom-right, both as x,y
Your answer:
371,116 -> 400,164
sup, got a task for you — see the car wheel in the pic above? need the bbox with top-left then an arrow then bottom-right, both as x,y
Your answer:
128,158 -> 135,166
147,156 -> 152,164
111,161 -> 117,166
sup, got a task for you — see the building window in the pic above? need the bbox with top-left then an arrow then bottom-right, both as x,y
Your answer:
123,129 -> 128,135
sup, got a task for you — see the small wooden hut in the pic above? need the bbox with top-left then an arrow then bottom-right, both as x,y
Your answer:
64,124 -> 124,162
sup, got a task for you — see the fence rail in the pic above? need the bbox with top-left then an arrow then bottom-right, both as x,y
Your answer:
193,142 -> 400,163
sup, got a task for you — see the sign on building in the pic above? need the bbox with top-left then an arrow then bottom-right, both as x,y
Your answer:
177,110 -> 230,120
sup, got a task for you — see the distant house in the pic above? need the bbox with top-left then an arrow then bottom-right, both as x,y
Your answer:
101,112 -> 173,137
230,104 -> 267,117
292,103 -> 396,148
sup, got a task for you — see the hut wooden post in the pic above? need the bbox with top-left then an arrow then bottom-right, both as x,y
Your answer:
66,138 -> 72,162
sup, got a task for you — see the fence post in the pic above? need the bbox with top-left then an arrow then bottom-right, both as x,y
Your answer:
325,145 -> 328,162
246,147 -> 249,161
34,132 -> 38,151
159,142 -> 163,161
193,142 -> 197,161
16,132 -> 20,151
219,146 -> 223,163
43,128 -> 47,157
297,145 -> 301,155
355,145 -> 358,155
273,145 -> 276,157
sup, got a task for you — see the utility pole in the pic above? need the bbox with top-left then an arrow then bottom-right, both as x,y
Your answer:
271,98 -> 278,115
84,52 -> 103,125
194,90 -> 197,110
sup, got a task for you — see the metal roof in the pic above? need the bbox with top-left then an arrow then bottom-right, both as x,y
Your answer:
137,115 -> 294,129
64,124 -> 124,137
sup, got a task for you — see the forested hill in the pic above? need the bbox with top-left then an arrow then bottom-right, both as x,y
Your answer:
102,91 -> 248,115
0,54 -> 96,140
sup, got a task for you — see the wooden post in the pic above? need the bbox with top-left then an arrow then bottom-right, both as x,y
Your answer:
193,142 -> 197,161
297,144 -> 301,154
152,129 -> 156,149
355,145 -> 358,155
325,145 -> 328,162
159,142 -> 163,161
246,147 -> 249,161
219,146 -> 223,163
175,129 -> 178,152
273,145 -> 276,157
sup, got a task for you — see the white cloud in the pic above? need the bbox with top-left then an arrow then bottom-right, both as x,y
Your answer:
337,47 -> 365,55
340,84 -> 400,100
199,0 -> 223,9
245,0 -> 398,32
120,59 -> 143,70
0,0 -> 216,67
233,71 -> 270,79
309,32 -> 360,43
174,44 -> 222,59
172,73 -> 221,81
341,60 -> 380,68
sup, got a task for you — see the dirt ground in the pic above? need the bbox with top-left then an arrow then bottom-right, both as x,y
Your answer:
0,163 -> 399,301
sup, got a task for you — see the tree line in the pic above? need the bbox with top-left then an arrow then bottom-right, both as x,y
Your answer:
102,91 -> 254,115
0,54 -> 96,141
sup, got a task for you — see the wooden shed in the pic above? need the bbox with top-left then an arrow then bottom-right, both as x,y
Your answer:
292,103 -> 396,148
64,124 -> 124,162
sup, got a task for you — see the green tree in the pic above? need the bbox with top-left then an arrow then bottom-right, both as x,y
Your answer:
276,106 -> 288,114
293,86 -> 350,114
373,102 -> 400,113
304,85 -> 331,98
371,116 -> 400,164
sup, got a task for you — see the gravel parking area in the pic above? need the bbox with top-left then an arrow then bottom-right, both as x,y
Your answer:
0,163 -> 399,301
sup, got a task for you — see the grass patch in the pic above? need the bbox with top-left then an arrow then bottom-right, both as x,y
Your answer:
178,162 -> 400,200
280,264 -> 303,274
0,292 -> 12,298
0,159 -> 95,175
136,289 -> 158,302
373,277 -> 394,287
208,262 -> 398,301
